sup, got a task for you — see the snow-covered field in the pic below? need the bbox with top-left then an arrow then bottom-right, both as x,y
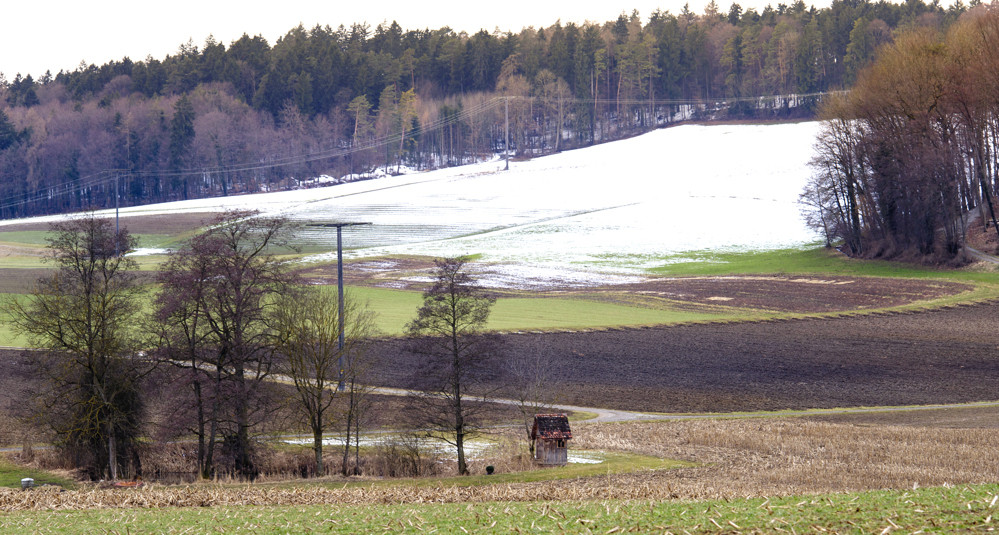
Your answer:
2,122 -> 822,287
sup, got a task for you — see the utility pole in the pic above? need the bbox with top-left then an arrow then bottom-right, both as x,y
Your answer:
114,172 -> 120,257
505,97 -> 510,171
307,222 -> 371,390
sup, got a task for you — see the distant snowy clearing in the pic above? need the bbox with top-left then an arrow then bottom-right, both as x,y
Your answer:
2,122 -> 822,288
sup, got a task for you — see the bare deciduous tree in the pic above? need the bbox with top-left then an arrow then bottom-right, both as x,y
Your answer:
154,240 -> 218,478
406,257 -> 500,476
4,214 -> 147,480
274,286 -> 376,476
155,209 -> 298,479
804,14 -> 999,261
338,327 -> 376,476
507,338 -> 563,457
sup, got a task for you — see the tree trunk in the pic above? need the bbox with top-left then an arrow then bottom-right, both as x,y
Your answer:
203,365 -> 222,479
342,401 -> 353,476
108,426 -> 118,480
456,424 -> 467,476
398,122 -> 406,174
846,174 -> 862,254
313,426 -> 323,476
592,69 -> 597,144
234,365 -> 252,478
204,419 -> 217,479
353,412 -> 360,475
555,99 -> 562,153
452,326 -> 468,476
454,378 -> 467,475
194,380 -> 205,477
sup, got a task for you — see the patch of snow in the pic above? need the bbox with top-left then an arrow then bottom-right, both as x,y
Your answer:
282,435 -> 605,464
469,263 -> 647,290
1,123 -> 824,287
567,451 -> 605,464
126,247 -> 169,256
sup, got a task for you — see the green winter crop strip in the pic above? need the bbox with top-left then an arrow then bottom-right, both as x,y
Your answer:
349,286 -> 732,335
3,484 -> 999,533
3,213 -> 999,346
652,245 -> 999,283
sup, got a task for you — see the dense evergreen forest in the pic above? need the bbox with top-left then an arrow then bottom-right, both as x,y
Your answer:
0,0 -> 976,218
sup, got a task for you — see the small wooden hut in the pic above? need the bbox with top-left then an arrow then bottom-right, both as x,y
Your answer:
531,414 -> 572,466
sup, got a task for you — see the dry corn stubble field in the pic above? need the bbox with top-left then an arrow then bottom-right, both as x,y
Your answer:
2,413 -> 999,511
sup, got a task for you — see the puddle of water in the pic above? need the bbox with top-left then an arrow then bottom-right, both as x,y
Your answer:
282,436 -> 604,464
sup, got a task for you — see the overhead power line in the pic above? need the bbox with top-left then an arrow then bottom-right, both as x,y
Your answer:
0,92 -> 835,216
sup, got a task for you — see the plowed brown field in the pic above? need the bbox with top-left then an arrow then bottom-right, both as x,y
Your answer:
369,300 -> 999,413
2,274 -> 993,416
614,274 -> 970,312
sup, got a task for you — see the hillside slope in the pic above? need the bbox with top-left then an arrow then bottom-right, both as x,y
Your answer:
0,122 -> 822,285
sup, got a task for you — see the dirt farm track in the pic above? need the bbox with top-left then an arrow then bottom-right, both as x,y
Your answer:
369,300 -> 999,414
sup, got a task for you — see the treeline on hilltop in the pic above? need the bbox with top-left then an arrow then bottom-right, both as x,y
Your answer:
0,0 -> 978,218
805,4 -> 999,262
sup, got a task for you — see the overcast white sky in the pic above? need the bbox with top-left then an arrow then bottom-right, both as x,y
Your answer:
3,0 -> 830,79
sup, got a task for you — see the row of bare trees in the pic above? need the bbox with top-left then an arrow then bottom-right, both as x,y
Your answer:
4,212 -> 376,479
4,213 -> 557,480
154,211 -> 307,479
803,6 -> 999,261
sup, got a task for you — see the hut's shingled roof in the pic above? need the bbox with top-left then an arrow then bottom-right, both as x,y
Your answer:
531,414 -> 572,440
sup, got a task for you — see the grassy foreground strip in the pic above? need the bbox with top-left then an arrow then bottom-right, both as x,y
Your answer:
2,484 -> 998,533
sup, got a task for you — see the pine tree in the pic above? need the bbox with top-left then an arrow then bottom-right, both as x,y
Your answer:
169,95 -> 195,199
0,109 -> 24,151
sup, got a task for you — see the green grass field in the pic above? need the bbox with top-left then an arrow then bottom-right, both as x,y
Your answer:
2,483 -> 995,533
4,227 -> 999,347
1,246 -> 997,347
0,230 -> 178,251
653,245 -> 999,282
0,284 -> 732,347
0,230 -> 52,246
0,458 -> 75,490
0,293 -> 28,347
350,286 -> 732,335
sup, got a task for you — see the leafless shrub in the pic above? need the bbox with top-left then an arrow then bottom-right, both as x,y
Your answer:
0,413 -> 20,447
469,435 -> 536,475
139,443 -> 198,478
367,436 -> 442,478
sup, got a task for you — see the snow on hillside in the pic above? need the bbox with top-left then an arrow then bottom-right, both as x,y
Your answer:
2,122 -> 823,287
